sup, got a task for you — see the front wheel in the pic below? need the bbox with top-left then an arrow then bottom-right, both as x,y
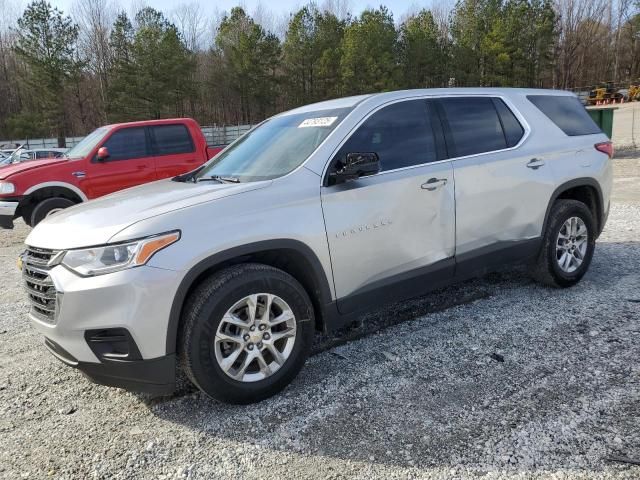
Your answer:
533,199 -> 596,288
179,263 -> 315,404
30,197 -> 75,226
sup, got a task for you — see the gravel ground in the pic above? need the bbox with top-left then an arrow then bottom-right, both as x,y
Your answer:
1,159 -> 639,480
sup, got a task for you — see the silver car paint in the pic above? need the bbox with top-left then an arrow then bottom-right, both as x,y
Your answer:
24,88 -> 613,363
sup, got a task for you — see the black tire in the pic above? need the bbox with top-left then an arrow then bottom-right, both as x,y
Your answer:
179,263 -> 315,404
30,197 -> 75,226
533,199 -> 596,288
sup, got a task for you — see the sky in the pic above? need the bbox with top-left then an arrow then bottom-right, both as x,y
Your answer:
43,0 -> 432,25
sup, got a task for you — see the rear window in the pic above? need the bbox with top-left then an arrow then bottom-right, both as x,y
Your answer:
152,124 -> 195,155
492,98 -> 524,147
527,95 -> 601,136
438,97 -> 507,157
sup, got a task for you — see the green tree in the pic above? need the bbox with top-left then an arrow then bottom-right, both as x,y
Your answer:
399,9 -> 448,88
107,8 -> 195,121
341,7 -> 398,94
14,0 -> 81,144
215,7 -> 281,123
450,0 -> 502,86
483,0 -> 555,86
282,5 -> 345,106
106,12 -> 135,119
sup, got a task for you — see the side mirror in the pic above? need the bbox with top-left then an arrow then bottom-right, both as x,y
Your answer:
96,146 -> 110,161
330,152 -> 380,185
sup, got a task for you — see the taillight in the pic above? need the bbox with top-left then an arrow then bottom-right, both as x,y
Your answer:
595,141 -> 613,159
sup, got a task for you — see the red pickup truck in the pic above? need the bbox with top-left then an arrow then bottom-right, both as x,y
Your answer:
0,118 -> 224,229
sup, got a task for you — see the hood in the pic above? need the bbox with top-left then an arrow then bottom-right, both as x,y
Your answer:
0,157 -> 68,179
26,178 -> 271,249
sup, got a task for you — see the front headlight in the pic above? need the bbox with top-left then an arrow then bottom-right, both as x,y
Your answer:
61,231 -> 180,276
0,181 -> 15,194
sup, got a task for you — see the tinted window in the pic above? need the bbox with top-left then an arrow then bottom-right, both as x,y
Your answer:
527,95 -> 601,136
336,100 -> 436,172
493,98 -> 524,147
439,97 -> 506,157
152,124 -> 195,155
102,127 -> 148,161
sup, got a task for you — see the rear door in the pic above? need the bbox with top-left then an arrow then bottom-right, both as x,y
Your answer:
83,126 -> 156,198
321,99 -> 456,314
437,96 -> 556,268
150,124 -> 201,179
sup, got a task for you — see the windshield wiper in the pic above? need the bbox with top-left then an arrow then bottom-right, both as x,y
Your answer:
198,175 -> 241,184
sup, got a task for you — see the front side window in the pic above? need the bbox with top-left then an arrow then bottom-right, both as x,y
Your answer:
101,127 -> 148,161
196,108 -> 351,182
152,124 -> 195,155
334,100 -> 437,172
439,97 -> 507,157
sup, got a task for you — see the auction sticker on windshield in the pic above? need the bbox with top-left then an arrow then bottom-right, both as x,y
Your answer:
298,117 -> 338,128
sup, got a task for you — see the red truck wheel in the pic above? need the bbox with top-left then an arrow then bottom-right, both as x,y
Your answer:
30,198 -> 75,226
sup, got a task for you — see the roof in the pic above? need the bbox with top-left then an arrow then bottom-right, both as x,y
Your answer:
102,117 -> 199,130
278,88 -> 575,116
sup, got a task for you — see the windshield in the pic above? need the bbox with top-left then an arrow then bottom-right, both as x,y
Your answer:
195,108 -> 352,182
64,126 -> 110,159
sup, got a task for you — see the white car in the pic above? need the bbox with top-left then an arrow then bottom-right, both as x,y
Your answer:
0,147 -> 67,166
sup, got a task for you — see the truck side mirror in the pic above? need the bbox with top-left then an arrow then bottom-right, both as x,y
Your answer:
329,152 -> 380,185
96,146 -> 110,161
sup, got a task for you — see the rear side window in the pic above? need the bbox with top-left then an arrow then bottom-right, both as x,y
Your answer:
438,97 -> 506,157
336,100 -> 437,172
102,127 -> 148,161
492,98 -> 524,147
152,124 -> 195,155
527,95 -> 601,136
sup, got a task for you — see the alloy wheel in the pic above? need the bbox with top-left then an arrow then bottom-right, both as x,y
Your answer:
555,216 -> 588,273
214,293 -> 297,382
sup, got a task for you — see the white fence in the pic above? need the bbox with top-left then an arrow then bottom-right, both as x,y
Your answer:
0,124 -> 253,150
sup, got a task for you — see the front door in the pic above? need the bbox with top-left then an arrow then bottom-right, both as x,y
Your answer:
321,99 -> 456,314
83,126 -> 157,198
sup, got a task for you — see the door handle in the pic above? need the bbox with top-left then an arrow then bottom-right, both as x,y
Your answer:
72,171 -> 86,178
421,177 -> 448,191
527,158 -> 545,169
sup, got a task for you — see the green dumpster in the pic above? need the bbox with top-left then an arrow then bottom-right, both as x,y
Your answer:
586,106 -> 616,139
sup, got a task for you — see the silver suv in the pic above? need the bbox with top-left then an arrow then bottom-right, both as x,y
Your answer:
22,89 -> 613,404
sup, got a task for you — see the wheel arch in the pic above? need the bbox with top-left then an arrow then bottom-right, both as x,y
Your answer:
18,182 -> 86,221
543,178 -> 604,237
165,239 -> 334,355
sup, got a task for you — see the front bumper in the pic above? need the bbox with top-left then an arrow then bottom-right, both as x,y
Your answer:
0,200 -> 18,229
44,337 -> 176,394
27,263 -> 182,393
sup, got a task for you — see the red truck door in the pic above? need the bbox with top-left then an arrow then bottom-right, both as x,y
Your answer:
83,126 -> 157,198
150,124 -> 203,179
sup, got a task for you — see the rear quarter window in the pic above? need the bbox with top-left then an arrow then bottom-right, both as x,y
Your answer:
527,95 -> 601,136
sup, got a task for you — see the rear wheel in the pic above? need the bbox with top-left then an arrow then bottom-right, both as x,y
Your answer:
533,199 -> 596,287
179,263 -> 315,404
30,197 -> 75,226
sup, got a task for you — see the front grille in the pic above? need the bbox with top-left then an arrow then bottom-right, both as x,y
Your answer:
23,247 -> 59,323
